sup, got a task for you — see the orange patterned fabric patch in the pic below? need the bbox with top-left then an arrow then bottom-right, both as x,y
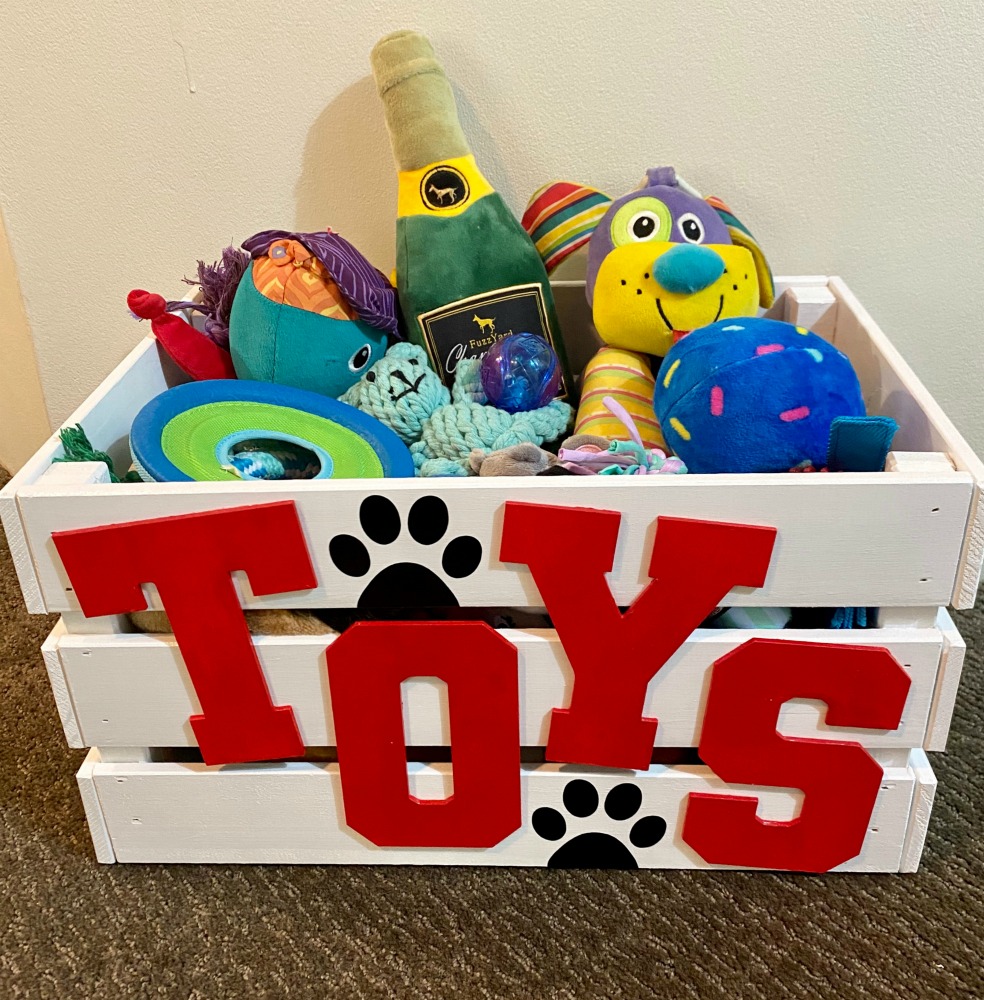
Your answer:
252,239 -> 356,321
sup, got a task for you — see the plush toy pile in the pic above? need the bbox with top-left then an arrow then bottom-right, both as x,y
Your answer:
112,30 -> 896,484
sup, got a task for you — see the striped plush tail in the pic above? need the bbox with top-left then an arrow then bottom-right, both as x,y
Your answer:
574,347 -> 664,450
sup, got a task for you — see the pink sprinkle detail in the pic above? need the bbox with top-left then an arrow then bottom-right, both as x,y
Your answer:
780,406 -> 811,422
756,343 -> 785,355
710,385 -> 724,416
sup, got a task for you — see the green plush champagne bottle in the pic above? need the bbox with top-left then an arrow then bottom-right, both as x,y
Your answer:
370,30 -> 571,394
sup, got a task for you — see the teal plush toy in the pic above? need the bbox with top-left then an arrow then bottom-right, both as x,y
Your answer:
229,230 -> 398,398
129,229 -> 400,400
341,343 -> 573,476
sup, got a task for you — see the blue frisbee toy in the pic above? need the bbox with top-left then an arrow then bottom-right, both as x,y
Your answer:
131,380 -> 414,482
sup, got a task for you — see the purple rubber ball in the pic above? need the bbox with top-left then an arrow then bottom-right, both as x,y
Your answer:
480,333 -> 561,413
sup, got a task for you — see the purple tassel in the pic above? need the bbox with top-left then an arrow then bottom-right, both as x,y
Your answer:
181,246 -> 250,348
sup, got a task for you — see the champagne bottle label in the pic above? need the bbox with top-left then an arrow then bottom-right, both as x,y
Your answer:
397,157 -> 568,394
418,283 -> 566,395
397,154 -> 495,218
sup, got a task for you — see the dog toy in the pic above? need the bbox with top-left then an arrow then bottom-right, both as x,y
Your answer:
559,397 -> 687,476
467,398 -> 688,477
524,167 -> 774,449
480,332 -> 561,413
130,380 -> 414,482
370,31 -> 572,393
129,229 -> 399,398
130,608 -> 337,636
469,442 -> 559,476
341,343 -> 573,476
52,425 -> 142,483
652,317 -> 889,474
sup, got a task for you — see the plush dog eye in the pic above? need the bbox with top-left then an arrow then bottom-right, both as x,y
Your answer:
677,213 -> 705,244
629,212 -> 660,240
348,345 -> 373,372
609,197 -> 671,247
365,370 -> 376,383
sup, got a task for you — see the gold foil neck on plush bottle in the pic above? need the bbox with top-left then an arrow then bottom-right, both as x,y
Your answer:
370,30 -> 471,171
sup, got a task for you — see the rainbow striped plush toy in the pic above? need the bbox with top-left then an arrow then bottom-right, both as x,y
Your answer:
523,168 -> 774,450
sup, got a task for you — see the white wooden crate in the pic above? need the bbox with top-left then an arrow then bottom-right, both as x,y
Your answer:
2,277 -> 981,872
77,750 -> 934,871
47,620 -> 963,753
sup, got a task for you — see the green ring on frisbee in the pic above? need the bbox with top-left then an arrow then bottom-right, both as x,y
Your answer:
162,401 -> 383,481
130,380 -> 414,482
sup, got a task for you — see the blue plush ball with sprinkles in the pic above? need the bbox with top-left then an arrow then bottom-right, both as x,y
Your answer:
653,317 -> 865,473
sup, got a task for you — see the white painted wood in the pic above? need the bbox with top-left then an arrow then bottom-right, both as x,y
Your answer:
925,610 -> 967,752
37,462 -> 113,488
5,277 -> 981,615
866,749 -> 914,769
0,334 -> 174,614
40,619 -> 83,748
27,464 -> 136,635
16,471 -> 973,613
76,749 -> 116,863
87,756 -> 917,870
96,747 -> 153,763
887,451 -> 957,475
876,607 -> 940,629
783,285 -> 838,342
899,749 -> 938,873
56,627 -> 944,750
830,277 -> 984,609
0,474 -> 48,613
60,611 -> 132,636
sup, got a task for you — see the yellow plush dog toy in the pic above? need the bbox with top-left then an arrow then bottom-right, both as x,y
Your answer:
523,168 -> 774,448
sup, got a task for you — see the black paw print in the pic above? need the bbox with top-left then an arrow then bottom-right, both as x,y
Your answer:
533,779 -> 667,869
329,495 -> 482,612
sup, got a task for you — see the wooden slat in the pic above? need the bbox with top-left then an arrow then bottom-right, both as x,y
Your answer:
829,277 -> 984,609
5,277 -> 980,616
924,609 -> 967,752
0,335 -> 172,614
40,620 -> 83,748
899,749 -> 938,873
17,470 -> 973,612
76,749 -> 115,864
55,627 -> 944,750
783,285 -> 838,341
88,755 -> 919,870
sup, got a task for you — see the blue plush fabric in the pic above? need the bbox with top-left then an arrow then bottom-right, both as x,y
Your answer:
653,243 -> 725,294
653,317 -> 865,473
229,268 -> 389,398
827,415 -> 898,472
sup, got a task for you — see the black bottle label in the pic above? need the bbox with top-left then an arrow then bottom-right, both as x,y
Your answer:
418,283 -> 566,396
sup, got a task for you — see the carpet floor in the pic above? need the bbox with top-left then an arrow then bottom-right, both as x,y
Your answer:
1,469 -> 981,999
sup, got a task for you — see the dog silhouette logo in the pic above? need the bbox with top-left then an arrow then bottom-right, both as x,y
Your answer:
421,166 -> 470,210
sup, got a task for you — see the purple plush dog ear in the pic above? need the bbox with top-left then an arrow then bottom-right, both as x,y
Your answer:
522,181 -> 612,274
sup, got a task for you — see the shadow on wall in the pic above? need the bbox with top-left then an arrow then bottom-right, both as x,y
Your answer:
292,75 -> 521,270
293,76 -> 396,270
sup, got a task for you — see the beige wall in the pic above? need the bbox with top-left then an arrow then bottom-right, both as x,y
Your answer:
0,210 -> 50,471
0,1 -> 981,452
